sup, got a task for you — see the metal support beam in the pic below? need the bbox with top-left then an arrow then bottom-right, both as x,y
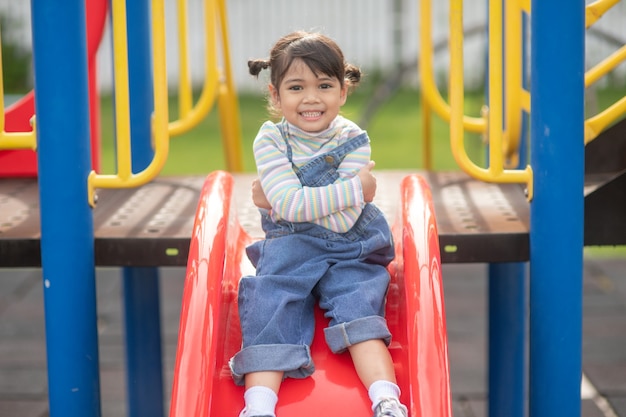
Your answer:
529,1 -> 585,416
31,0 -> 101,415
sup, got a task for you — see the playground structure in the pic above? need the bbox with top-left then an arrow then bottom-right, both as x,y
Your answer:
0,1 -> 625,417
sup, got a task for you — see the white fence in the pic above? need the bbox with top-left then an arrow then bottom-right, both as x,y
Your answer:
1,0 -> 626,93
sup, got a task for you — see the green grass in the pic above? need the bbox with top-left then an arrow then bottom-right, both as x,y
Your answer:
584,246 -> 626,258
98,88 -> 486,175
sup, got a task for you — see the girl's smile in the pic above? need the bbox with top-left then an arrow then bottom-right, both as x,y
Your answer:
300,111 -> 323,120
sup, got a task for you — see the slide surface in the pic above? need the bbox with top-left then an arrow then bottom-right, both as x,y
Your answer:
169,170 -> 451,417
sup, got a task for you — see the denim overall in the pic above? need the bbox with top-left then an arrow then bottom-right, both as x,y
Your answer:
230,132 -> 395,386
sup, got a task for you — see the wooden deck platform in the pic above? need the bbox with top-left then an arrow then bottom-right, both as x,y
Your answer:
0,171 -> 530,267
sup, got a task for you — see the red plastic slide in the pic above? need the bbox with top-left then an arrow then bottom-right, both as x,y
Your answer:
169,171 -> 452,417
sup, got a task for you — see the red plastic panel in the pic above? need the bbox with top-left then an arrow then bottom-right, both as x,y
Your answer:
0,92 -> 36,177
0,0 -> 107,177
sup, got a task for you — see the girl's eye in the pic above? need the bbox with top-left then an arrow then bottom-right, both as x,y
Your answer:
288,85 -> 302,91
320,84 -> 332,89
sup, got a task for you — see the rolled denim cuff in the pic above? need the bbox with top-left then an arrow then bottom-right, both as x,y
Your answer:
229,343 -> 315,386
324,315 -> 392,354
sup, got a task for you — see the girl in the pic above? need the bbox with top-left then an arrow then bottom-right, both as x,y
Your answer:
229,31 -> 408,417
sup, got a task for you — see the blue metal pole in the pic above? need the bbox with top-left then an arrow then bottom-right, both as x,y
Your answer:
31,1 -> 101,416
487,4 -> 527,415
529,1 -> 585,416
123,268 -> 164,417
488,263 -> 526,417
123,0 -> 165,416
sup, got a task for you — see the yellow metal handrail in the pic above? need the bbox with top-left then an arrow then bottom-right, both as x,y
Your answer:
420,0 -> 530,169
0,108 -> 37,151
449,0 -> 533,199
586,0 -> 621,28
424,0 -> 624,181
585,95 -> 626,144
583,0 -> 626,144
586,45 -> 626,86
168,0 -> 243,171
215,0 -> 243,172
422,99 -> 433,170
169,0 -> 220,136
176,0 -> 194,119
520,0 -> 531,13
87,0 -> 169,207
419,0 -> 485,135
584,45 -> 626,144
0,29 -> 37,151
502,0 -> 524,167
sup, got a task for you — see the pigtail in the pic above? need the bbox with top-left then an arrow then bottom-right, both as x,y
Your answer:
344,63 -> 362,88
248,59 -> 270,77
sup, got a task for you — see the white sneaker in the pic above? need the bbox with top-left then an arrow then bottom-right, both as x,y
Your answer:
239,407 -> 274,417
373,398 -> 408,417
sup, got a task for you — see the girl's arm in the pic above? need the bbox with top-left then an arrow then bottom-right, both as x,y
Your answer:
252,161 -> 376,210
254,129 -> 367,222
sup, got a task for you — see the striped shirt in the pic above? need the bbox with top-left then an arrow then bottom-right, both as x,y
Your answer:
254,116 -> 371,233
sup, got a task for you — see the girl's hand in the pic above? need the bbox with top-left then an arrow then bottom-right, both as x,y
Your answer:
358,161 -> 377,203
252,178 -> 272,209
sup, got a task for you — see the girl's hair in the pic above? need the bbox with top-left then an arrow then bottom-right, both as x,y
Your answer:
248,31 -> 361,93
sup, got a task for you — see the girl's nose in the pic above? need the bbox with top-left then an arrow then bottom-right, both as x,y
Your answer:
303,91 -> 320,103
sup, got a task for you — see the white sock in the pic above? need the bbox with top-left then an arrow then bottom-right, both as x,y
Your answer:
240,386 -> 278,417
368,380 -> 401,410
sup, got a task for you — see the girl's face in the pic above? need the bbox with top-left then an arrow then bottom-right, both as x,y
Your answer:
269,59 -> 347,133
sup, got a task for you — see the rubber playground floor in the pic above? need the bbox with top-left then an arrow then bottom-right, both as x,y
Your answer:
0,257 -> 625,417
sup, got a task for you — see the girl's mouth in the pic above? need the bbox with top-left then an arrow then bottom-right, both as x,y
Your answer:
300,111 -> 323,120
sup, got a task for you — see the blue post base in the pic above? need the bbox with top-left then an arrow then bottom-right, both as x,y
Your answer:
488,262 -> 527,417
123,267 -> 164,417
